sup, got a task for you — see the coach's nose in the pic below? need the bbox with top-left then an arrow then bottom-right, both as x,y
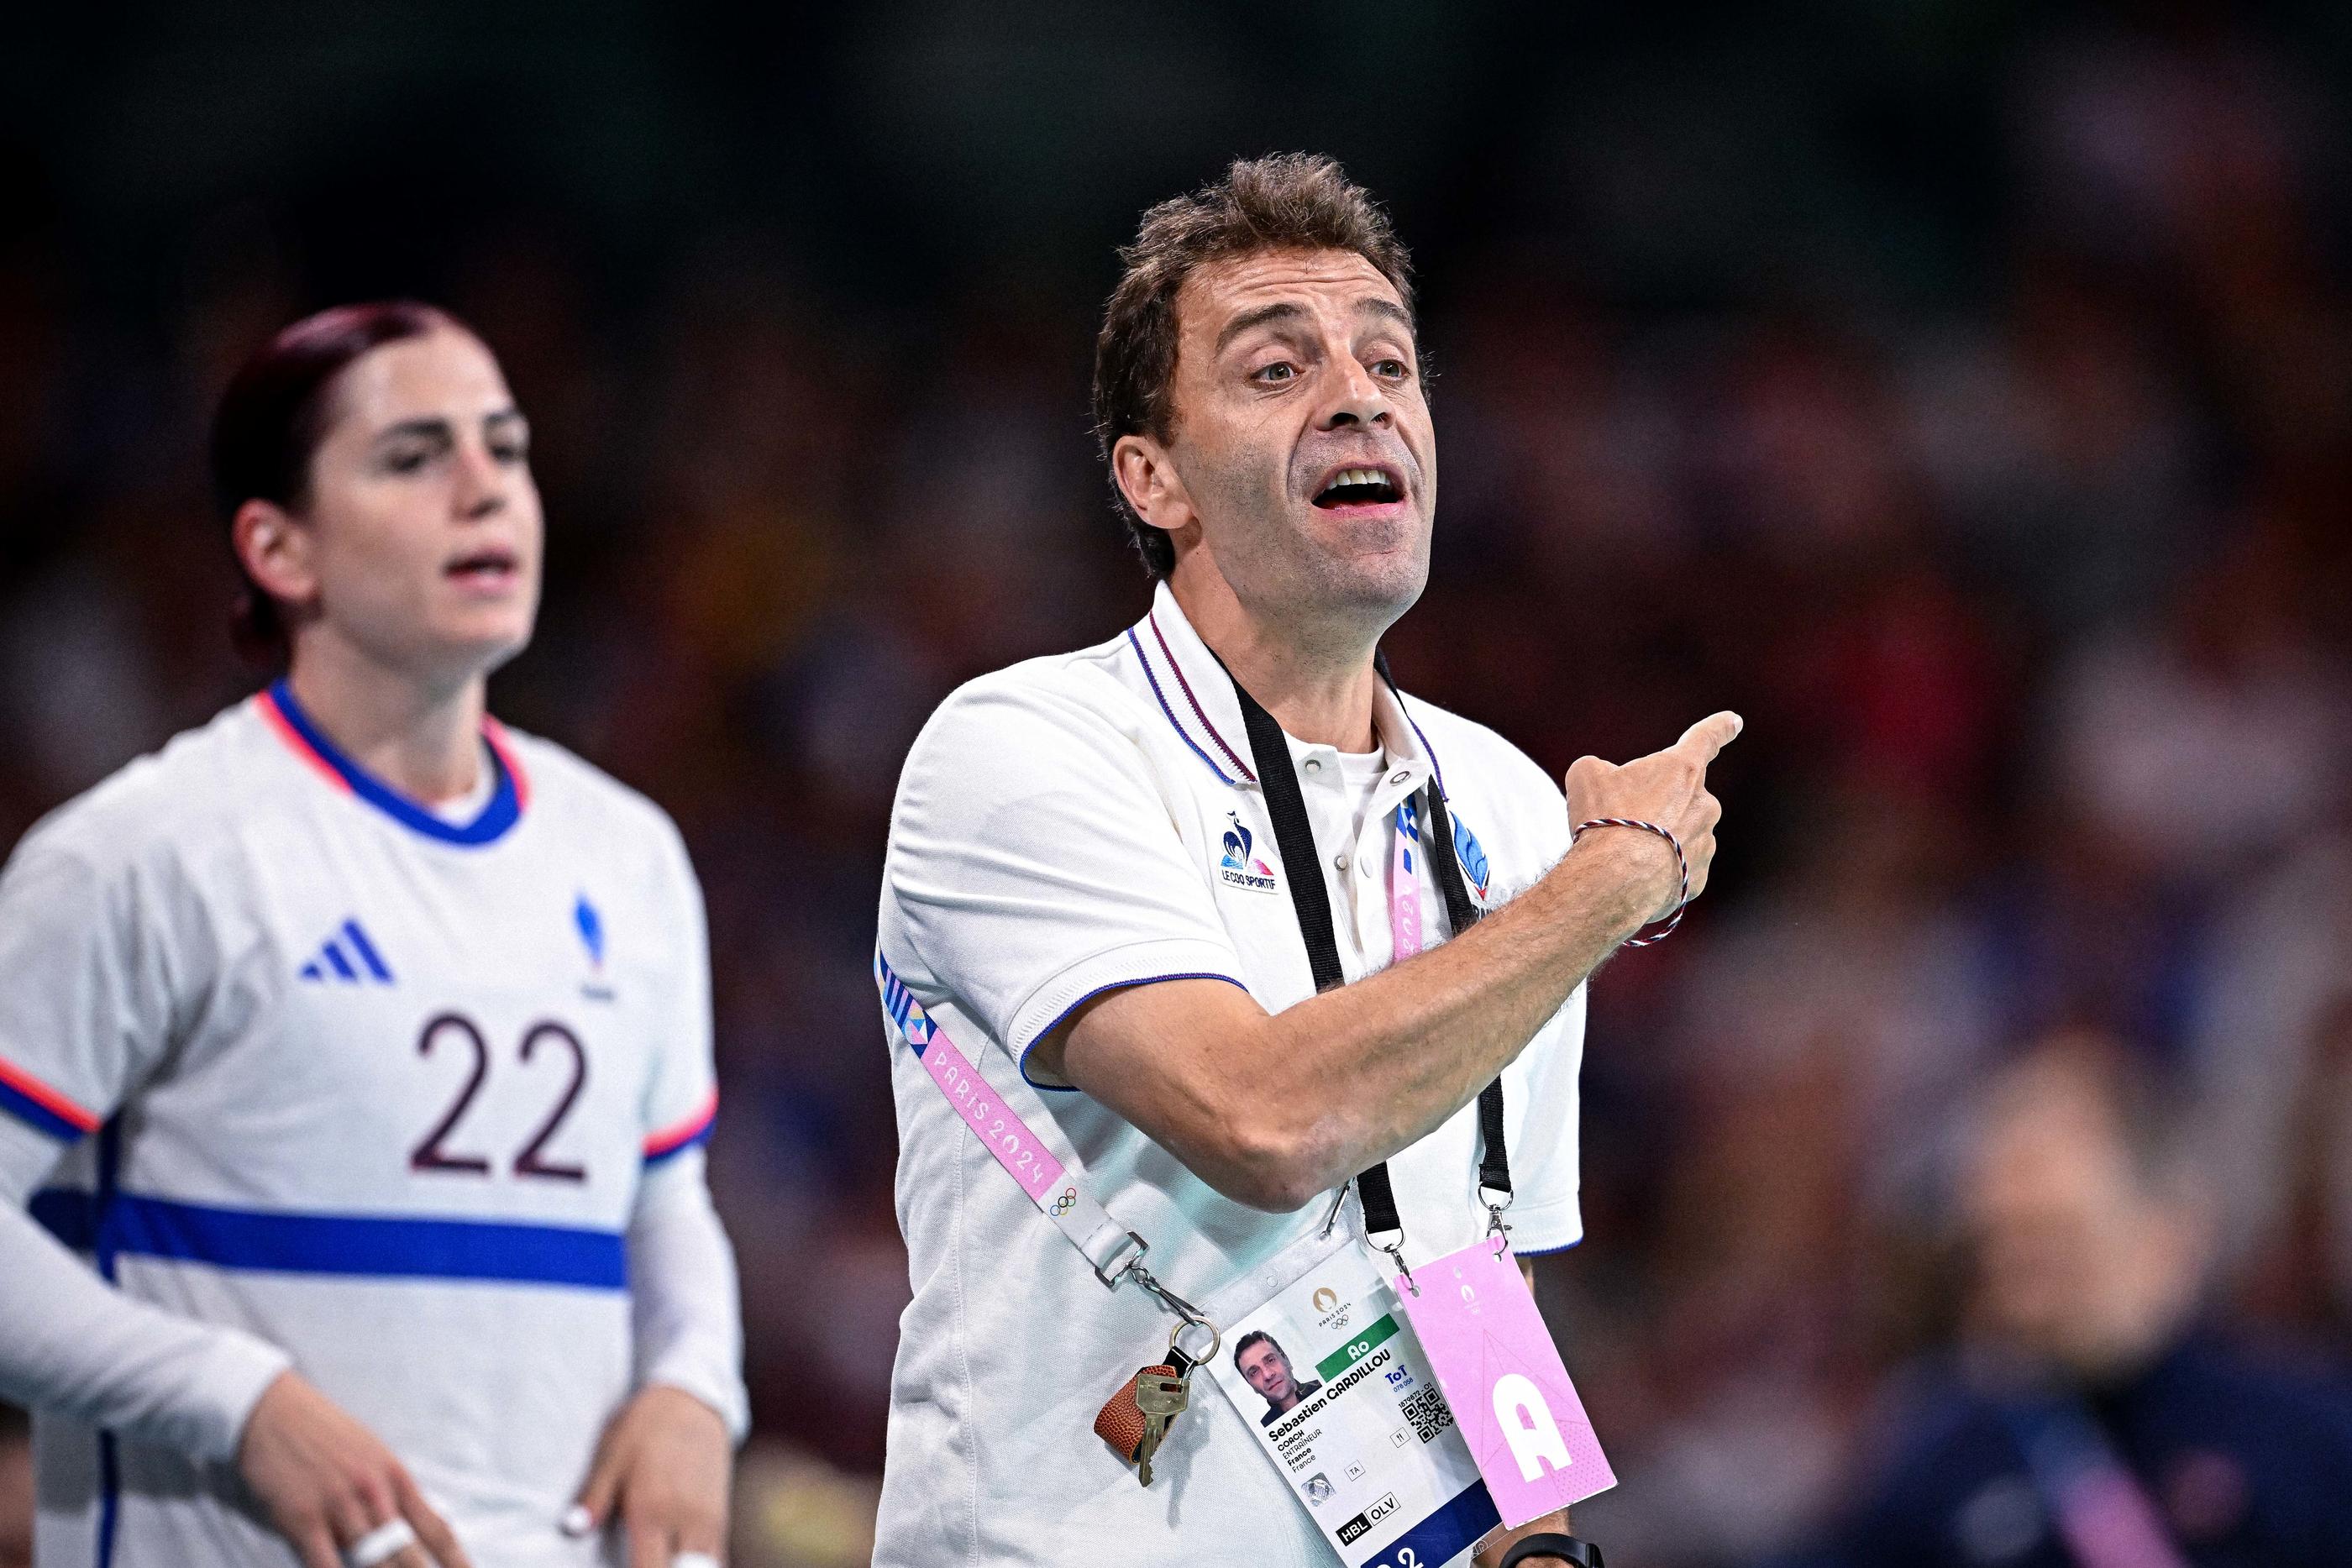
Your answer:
1318,352 -> 1394,433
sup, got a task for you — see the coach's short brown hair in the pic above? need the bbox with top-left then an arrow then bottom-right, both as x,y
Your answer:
1093,153 -> 1415,578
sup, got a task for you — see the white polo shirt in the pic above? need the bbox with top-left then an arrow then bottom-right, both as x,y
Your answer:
874,583 -> 1588,1567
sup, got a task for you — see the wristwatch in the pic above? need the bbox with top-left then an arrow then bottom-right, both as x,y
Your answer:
1499,1533 -> 1604,1568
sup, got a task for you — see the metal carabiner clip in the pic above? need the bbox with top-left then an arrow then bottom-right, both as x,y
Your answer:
1480,1183 -> 1515,1245
1318,1183 -> 1350,1240
1131,1263 -> 1221,1365
1362,1219 -> 1416,1296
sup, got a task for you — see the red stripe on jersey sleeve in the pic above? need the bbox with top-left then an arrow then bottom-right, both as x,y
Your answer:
643,1090 -> 719,1160
0,1057 -> 102,1137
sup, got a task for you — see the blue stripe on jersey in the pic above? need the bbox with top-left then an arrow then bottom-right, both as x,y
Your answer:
97,1432 -> 120,1568
94,1125 -> 123,1568
0,1076 -> 89,1141
320,940 -> 359,981
32,1190 -> 627,1292
267,679 -> 522,847
29,1188 -> 92,1246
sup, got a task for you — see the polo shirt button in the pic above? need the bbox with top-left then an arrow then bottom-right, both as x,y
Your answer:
1304,758 -> 1323,775
1390,770 -> 1410,785
1333,853 -> 1350,872
1358,857 -> 1375,878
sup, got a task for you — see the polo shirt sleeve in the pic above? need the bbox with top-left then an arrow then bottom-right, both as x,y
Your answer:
1503,983 -> 1587,1254
886,673 -> 1247,1086
0,812 -> 182,1147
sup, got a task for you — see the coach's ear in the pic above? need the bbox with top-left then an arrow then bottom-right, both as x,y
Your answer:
234,499 -> 320,611
1110,432 -> 1197,546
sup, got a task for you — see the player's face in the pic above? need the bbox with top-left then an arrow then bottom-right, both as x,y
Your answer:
297,329 -> 543,681
1239,1340 -> 1298,1404
1153,247 -> 1434,631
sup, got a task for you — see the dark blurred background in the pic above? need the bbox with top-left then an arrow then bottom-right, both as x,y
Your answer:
5,4 -> 2352,1565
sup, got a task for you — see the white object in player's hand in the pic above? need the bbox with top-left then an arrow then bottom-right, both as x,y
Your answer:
345,1519 -> 418,1568
239,1371 -> 472,1568
569,1385 -> 732,1566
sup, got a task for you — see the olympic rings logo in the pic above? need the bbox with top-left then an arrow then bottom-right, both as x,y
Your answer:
1049,1188 -> 1079,1216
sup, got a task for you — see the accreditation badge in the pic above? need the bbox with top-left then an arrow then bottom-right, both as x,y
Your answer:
1204,1244 -> 1500,1568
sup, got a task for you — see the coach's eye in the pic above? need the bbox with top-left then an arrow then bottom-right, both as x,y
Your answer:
1371,358 -> 1410,380
383,445 -> 433,475
1252,361 -> 1299,385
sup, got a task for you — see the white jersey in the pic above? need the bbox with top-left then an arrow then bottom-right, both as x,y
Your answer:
874,584 -> 1588,1566
0,682 -> 722,1568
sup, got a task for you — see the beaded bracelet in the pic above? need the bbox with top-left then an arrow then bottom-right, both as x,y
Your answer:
1570,817 -> 1688,947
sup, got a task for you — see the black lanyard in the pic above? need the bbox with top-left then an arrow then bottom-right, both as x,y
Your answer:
1225,658 -> 1510,1256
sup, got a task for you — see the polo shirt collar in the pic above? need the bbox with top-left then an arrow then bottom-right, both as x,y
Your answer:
1128,580 -> 1445,799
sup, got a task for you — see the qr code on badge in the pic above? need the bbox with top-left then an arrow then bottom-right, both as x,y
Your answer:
1401,1385 -> 1454,1444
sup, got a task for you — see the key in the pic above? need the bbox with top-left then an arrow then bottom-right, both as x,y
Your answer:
1094,1361 -> 1184,1476
1132,1369 -> 1189,1487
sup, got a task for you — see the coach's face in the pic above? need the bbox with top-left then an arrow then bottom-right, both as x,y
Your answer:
1239,1340 -> 1301,1408
1131,247 -> 1434,633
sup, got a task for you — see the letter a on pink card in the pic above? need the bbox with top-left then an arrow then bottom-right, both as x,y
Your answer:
1394,1240 -> 1615,1529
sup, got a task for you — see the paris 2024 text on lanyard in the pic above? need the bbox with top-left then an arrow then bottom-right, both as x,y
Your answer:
872,657 -> 1615,1567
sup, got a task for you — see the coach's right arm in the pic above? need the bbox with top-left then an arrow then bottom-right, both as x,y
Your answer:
1025,711 -> 1737,1214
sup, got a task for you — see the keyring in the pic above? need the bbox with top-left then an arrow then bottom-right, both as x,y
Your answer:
1168,1312 -> 1221,1366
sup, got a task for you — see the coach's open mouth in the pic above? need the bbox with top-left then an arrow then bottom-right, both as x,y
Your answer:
1307,465 -> 1392,510
1312,465 -> 1403,508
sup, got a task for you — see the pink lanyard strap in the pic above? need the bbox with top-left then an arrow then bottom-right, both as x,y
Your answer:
877,952 -> 1145,1287
1390,796 -> 1427,961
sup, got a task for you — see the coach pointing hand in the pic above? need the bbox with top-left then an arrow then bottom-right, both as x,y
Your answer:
1566,710 -> 1742,923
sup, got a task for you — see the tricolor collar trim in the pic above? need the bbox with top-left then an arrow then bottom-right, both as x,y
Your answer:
256,679 -> 528,847
1129,580 -> 1446,794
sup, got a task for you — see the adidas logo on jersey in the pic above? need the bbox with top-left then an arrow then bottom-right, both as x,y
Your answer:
297,918 -> 396,984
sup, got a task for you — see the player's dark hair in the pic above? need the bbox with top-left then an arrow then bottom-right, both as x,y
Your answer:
1093,153 -> 1415,579
1232,1329 -> 1282,1371
209,301 -> 470,667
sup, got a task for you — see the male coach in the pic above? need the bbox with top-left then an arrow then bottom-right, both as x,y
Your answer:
874,155 -> 1736,1567
1236,1333 -> 1321,1426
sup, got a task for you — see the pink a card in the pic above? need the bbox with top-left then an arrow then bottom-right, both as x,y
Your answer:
1394,1239 -> 1615,1529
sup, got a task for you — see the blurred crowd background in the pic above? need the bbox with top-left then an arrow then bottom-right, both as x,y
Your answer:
6,5 -> 2352,1565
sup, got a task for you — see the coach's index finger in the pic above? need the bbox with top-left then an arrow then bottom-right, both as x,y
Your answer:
1675,711 -> 1744,763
